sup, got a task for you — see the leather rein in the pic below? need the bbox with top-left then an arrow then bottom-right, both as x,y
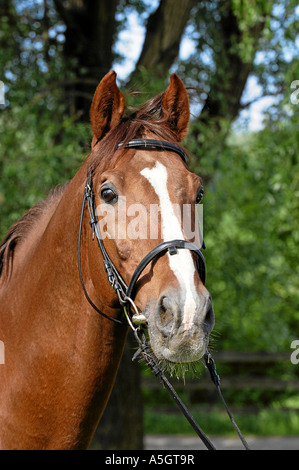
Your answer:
78,138 -> 250,450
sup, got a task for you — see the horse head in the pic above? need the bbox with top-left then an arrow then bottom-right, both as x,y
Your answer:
85,71 -> 215,374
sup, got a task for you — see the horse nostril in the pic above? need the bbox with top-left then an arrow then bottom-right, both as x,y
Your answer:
160,297 -> 173,325
203,299 -> 215,334
156,296 -> 178,337
161,296 -> 171,312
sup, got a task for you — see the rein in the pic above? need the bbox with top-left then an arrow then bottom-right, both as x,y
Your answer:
78,138 -> 250,450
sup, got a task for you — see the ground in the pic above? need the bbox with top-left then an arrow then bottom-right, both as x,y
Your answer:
145,435 -> 299,450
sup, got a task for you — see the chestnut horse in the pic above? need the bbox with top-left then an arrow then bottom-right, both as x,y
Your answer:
0,71 -> 214,449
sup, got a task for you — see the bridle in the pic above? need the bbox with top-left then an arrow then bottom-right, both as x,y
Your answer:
78,138 -> 250,450
78,138 -> 206,325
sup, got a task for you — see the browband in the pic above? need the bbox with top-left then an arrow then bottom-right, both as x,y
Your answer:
118,139 -> 187,163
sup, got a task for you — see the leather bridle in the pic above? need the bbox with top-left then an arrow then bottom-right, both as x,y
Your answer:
77,138 -> 250,450
78,138 -> 206,325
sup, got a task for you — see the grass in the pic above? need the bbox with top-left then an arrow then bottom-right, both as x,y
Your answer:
144,405 -> 299,437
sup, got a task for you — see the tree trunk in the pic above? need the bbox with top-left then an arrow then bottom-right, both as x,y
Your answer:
53,0 -> 118,120
128,0 -> 197,85
200,2 -> 265,125
90,333 -> 144,450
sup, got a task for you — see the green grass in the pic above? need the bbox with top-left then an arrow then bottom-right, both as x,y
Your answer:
144,405 -> 299,437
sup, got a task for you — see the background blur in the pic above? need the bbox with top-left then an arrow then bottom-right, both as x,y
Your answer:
0,0 -> 298,449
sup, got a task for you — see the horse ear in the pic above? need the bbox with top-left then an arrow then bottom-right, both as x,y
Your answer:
162,74 -> 190,141
90,71 -> 125,148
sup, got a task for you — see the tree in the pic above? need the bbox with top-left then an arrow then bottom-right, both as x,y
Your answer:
2,1 -> 297,125
52,0 -> 119,118
130,0 -> 197,80
47,0 -> 197,120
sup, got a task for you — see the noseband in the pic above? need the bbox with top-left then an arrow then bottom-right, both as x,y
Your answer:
78,138 -> 206,325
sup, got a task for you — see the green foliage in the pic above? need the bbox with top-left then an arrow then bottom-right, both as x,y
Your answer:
124,66 -> 168,108
0,103 -> 90,236
187,111 -> 299,352
0,1 -> 91,235
144,404 -> 299,436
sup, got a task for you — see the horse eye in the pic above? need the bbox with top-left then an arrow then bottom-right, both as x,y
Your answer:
196,187 -> 204,204
101,188 -> 117,203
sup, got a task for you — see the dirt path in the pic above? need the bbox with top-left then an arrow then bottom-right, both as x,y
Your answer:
145,435 -> 299,450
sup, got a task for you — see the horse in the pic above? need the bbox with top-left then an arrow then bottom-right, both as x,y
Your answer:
0,71 -> 214,450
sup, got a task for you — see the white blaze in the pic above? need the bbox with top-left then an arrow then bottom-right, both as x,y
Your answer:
141,161 -> 198,328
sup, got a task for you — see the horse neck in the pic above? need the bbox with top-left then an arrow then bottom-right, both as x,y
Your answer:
0,166 -> 128,449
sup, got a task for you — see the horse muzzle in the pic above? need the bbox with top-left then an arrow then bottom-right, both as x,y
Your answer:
143,288 -> 214,364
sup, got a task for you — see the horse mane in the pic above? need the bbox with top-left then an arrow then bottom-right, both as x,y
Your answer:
0,185 -> 67,278
88,91 -> 186,173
